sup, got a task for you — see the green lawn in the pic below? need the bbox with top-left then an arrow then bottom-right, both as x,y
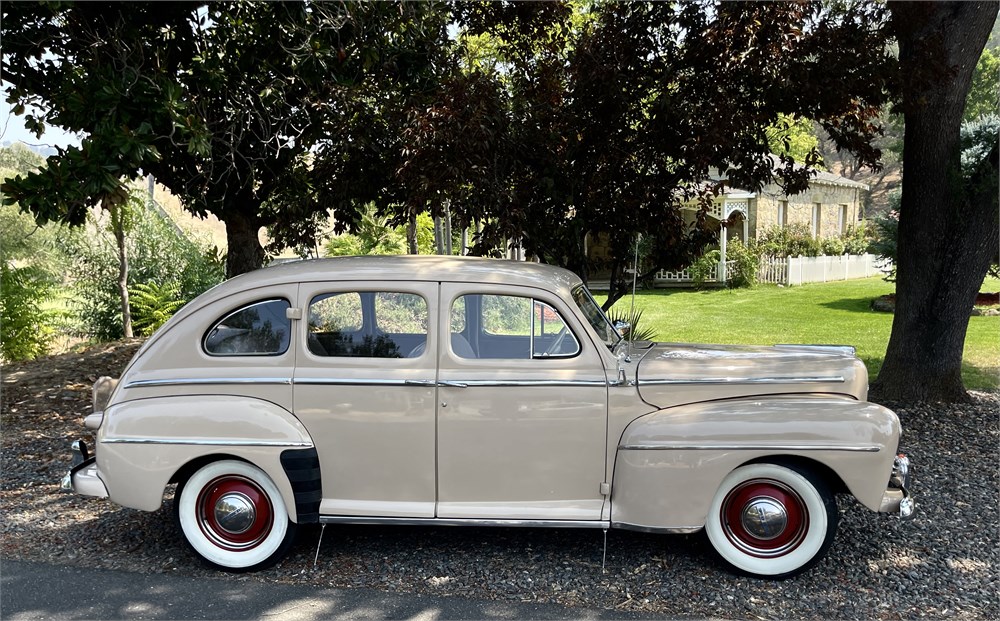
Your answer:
598,276 -> 1000,391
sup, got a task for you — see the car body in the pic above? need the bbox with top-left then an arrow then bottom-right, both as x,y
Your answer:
62,255 -> 914,578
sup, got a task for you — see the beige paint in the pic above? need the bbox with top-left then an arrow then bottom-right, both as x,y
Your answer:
67,256 -> 907,534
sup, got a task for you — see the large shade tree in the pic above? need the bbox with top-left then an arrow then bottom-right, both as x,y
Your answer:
1,1 -> 443,277
449,1 -> 896,306
873,1 -> 1000,402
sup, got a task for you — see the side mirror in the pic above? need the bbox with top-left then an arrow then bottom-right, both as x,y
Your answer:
613,320 -> 631,338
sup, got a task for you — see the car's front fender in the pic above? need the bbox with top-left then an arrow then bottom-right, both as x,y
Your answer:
610,396 -> 901,531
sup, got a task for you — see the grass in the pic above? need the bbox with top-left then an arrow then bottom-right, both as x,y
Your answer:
598,276 -> 1000,391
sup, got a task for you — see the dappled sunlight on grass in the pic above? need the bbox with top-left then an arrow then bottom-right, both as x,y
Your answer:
599,277 -> 999,391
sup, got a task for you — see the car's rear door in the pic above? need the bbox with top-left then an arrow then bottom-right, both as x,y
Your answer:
292,280 -> 438,517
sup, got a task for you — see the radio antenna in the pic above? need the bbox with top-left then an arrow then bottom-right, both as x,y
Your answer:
628,233 -> 640,360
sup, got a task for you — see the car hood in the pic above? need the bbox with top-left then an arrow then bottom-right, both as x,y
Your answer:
634,342 -> 869,408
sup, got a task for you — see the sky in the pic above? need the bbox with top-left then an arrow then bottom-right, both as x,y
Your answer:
0,87 -> 81,149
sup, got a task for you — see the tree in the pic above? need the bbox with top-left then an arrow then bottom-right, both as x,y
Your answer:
872,1 -> 1000,402
964,47 -> 1000,122
454,1 -> 896,307
1,2 -> 440,277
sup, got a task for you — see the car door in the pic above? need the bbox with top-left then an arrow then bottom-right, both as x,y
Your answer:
292,281 -> 438,518
435,282 -> 609,521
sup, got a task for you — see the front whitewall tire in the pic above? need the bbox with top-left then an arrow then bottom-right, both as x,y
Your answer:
705,462 -> 838,579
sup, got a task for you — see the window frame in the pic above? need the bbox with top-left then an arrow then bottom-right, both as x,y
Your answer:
202,298 -> 292,357
306,289 -> 430,360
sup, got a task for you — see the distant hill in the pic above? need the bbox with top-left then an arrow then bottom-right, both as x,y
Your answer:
0,140 -> 58,157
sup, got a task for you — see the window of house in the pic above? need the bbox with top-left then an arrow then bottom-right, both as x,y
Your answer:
203,299 -> 291,356
839,204 -> 849,234
778,200 -> 788,228
451,294 -> 580,359
811,203 -> 822,238
308,291 -> 427,358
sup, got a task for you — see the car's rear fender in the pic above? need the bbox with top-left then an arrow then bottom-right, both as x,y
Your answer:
96,395 -> 314,520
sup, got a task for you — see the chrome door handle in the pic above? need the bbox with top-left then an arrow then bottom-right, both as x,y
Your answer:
404,380 -> 436,387
437,381 -> 468,388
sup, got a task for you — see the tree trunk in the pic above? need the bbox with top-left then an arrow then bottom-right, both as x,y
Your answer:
873,2 -> 999,403
224,210 -> 266,278
407,213 -> 418,254
110,201 -> 133,339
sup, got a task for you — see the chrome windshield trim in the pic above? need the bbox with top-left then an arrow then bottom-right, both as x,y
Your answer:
618,443 -> 880,452
319,516 -> 609,529
640,376 -> 846,385
125,377 -> 292,389
101,438 -> 313,447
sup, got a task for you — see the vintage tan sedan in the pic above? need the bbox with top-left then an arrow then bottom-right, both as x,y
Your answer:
62,256 -> 913,578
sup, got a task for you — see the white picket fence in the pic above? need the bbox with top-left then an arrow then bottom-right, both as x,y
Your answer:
757,253 -> 889,286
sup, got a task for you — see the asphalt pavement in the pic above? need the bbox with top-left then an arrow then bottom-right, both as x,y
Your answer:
1,560 -> 668,620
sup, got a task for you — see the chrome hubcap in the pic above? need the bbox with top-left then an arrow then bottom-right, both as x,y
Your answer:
740,498 -> 788,540
214,492 -> 256,534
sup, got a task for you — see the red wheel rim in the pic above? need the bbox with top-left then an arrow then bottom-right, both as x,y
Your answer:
720,479 -> 809,558
196,475 -> 274,551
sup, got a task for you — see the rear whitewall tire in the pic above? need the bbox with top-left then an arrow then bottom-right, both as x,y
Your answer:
175,459 -> 297,572
705,463 -> 838,579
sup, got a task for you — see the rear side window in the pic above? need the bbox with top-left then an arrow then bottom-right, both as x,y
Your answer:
308,291 -> 428,358
204,299 -> 291,356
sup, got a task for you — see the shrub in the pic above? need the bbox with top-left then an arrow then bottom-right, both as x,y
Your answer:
61,197 -> 224,340
755,224 -> 822,258
0,263 -> 57,361
129,281 -> 187,336
690,249 -> 721,289
820,236 -> 846,256
841,224 -> 872,255
726,238 -> 759,288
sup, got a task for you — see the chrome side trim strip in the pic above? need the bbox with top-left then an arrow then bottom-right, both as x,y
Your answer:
293,378 -> 424,387
611,522 -> 702,535
454,379 -> 608,388
319,516 -> 610,529
618,443 -> 880,452
125,377 -> 292,389
640,376 -> 846,385
101,438 -> 313,447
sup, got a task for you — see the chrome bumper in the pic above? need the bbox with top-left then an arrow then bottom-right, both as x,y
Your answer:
60,440 -> 109,499
878,453 -> 915,519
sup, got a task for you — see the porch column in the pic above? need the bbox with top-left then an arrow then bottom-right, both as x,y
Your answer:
719,224 -> 727,283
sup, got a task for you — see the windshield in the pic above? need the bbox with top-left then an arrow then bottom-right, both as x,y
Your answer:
572,285 -> 622,350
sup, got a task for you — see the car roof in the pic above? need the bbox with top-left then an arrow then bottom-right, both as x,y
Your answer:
204,255 -> 584,302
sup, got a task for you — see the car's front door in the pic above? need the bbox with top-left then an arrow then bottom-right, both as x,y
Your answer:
434,282 -> 609,521
293,281 -> 438,518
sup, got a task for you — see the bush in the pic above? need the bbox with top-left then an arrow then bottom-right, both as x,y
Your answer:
0,264 -> 57,361
726,239 -> 759,288
755,224 -> 822,258
820,236 -> 846,256
690,249 -> 721,289
61,196 -> 224,340
129,282 -> 187,336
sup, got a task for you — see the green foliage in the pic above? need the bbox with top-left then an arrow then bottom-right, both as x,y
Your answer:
766,114 -> 822,166
725,239 -> 759,289
964,47 -> 999,122
690,250 -> 722,290
0,263 -> 56,361
1,146 -> 65,360
129,281 -> 186,337
841,224 -> 873,255
324,205 -> 407,256
604,306 -> 658,342
61,203 -> 224,340
820,236 -> 847,256
754,224 -> 823,258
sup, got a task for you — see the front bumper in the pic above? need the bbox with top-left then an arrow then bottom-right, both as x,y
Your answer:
878,453 -> 915,519
59,440 -> 109,499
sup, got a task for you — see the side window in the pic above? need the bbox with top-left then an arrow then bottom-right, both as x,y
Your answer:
308,291 -> 427,358
451,294 -> 579,359
204,299 -> 291,356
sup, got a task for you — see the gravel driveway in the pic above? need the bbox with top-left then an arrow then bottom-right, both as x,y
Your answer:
2,341 -> 997,619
